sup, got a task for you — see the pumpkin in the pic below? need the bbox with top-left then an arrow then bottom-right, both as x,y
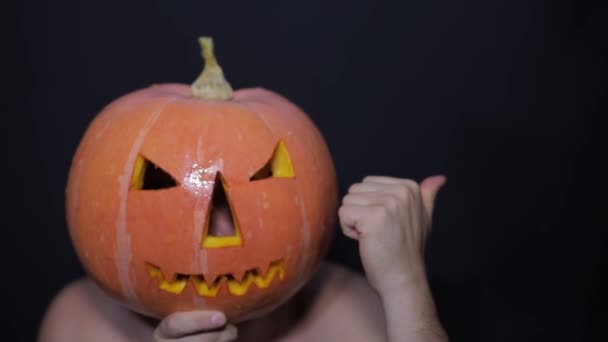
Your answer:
65,37 -> 338,322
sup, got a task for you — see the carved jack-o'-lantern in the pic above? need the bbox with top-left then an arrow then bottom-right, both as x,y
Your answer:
65,37 -> 338,322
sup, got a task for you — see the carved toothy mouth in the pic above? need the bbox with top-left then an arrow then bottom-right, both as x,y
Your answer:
145,259 -> 285,296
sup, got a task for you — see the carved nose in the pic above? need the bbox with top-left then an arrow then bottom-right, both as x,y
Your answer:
201,173 -> 242,248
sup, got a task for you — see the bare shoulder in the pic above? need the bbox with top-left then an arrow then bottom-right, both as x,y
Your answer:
288,262 -> 388,341
37,277 -> 153,342
314,261 -> 383,311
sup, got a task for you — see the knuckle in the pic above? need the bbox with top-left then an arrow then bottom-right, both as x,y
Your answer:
404,179 -> 421,193
152,327 -> 165,341
158,316 -> 173,334
338,205 -> 348,217
370,205 -> 388,219
362,175 -> 380,184
400,184 -> 411,198
222,325 -> 239,341
347,183 -> 361,193
164,318 -> 181,335
341,193 -> 353,204
384,195 -> 399,211
209,335 -> 224,342
395,184 -> 410,199
402,178 -> 418,188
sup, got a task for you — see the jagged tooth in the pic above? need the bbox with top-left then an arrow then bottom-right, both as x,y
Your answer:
254,263 -> 280,289
146,263 -> 163,279
257,262 -> 272,278
227,271 -> 255,296
233,268 -> 251,283
274,260 -> 286,280
191,275 -> 223,297
145,263 -> 188,294
145,261 -> 287,297
204,270 -> 222,285
159,274 -> 188,294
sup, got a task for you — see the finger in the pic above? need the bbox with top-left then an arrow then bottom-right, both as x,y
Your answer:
214,324 -> 238,342
342,227 -> 361,240
338,204 -> 366,238
348,182 -> 399,195
154,324 -> 237,342
339,203 -> 390,238
157,311 -> 226,339
420,175 -> 447,217
362,175 -> 418,188
342,192 -> 386,206
217,324 -> 238,342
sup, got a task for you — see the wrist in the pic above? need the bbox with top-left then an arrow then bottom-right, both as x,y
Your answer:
372,258 -> 429,298
377,273 -> 447,342
375,263 -> 439,320
378,275 -> 434,311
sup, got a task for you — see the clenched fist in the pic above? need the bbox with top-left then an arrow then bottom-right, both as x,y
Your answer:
339,175 -> 446,294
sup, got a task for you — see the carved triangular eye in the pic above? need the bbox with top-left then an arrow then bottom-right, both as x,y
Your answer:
250,141 -> 295,181
130,155 -> 179,190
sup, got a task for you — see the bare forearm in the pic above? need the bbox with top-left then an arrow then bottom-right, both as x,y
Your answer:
339,175 -> 448,341
378,272 -> 448,342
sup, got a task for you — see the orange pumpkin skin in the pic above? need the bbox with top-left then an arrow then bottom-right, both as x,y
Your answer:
65,84 -> 338,322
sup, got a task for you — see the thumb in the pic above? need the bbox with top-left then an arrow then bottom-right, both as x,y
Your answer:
420,175 -> 447,217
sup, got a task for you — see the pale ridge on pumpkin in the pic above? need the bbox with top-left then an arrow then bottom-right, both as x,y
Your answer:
296,194 -> 312,285
115,96 -> 179,305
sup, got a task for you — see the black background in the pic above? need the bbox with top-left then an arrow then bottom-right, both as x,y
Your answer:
7,1 -> 607,341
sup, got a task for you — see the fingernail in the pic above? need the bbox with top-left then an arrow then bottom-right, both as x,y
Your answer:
211,312 -> 226,326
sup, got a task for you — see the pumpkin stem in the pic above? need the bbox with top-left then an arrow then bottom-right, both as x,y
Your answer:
191,37 -> 234,100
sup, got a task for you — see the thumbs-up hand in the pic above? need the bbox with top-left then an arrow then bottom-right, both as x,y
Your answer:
339,175 -> 446,294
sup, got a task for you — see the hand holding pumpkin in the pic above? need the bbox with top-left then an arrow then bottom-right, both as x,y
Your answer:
339,175 -> 446,294
153,310 -> 237,342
